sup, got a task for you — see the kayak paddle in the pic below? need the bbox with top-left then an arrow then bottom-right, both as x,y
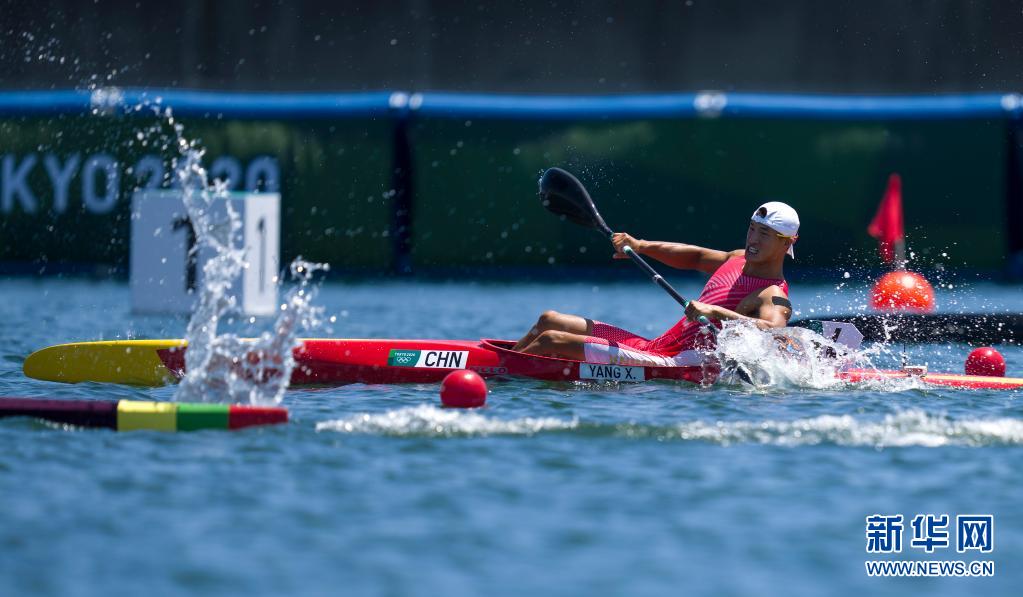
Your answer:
538,167 -> 712,328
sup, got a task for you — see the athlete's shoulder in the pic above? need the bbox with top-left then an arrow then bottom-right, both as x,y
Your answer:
744,284 -> 792,323
703,253 -> 746,280
696,249 -> 744,275
743,283 -> 787,303
754,282 -> 789,302
716,252 -> 746,271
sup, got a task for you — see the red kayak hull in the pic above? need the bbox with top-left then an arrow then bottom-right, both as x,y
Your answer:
290,339 -> 1023,390
287,338 -> 716,385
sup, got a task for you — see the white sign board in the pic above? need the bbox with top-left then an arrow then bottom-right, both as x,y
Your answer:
130,190 -> 280,315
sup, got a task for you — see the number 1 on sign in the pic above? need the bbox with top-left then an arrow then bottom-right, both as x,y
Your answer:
172,216 -> 198,293
257,216 -> 266,293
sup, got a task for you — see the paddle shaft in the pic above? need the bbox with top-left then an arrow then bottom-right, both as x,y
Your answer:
620,245 -> 714,330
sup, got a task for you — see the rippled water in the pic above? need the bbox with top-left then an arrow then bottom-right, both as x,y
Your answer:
2,277 -> 1021,596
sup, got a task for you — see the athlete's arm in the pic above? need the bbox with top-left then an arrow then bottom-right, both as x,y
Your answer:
684,286 -> 791,330
611,233 -> 742,274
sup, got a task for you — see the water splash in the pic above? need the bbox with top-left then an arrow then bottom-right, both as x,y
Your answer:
316,405 -> 578,437
175,256 -> 329,406
315,406 -> 1023,447
713,321 -> 896,390
173,147 -> 243,396
152,110 -> 328,406
715,323 -> 839,389
663,410 -> 1023,447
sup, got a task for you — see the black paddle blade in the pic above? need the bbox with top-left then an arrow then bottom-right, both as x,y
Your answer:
538,167 -> 613,237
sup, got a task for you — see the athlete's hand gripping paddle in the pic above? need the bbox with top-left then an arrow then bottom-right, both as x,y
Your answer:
538,167 -> 714,329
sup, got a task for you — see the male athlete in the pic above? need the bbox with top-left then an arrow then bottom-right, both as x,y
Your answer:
512,202 -> 799,366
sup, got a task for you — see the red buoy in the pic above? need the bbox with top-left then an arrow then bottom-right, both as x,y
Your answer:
965,347 -> 1006,377
440,370 -> 488,408
870,270 -> 935,313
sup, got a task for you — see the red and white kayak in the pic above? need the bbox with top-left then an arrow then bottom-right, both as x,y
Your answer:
23,338 -> 715,387
22,337 -> 1023,390
296,339 -> 716,385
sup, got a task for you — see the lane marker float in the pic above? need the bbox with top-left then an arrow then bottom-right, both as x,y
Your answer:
0,397 -> 287,431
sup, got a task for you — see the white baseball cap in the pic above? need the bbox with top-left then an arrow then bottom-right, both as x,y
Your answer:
751,201 -> 800,258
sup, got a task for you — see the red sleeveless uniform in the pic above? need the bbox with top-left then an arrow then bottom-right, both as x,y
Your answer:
583,256 -> 787,365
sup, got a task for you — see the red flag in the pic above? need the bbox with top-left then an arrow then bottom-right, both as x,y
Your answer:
867,174 -> 905,263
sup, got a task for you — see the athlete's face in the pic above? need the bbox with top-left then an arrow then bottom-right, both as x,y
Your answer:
745,221 -> 791,264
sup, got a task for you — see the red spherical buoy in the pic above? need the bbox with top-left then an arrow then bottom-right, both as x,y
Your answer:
440,369 -> 488,408
869,270 -> 936,313
965,347 -> 1006,377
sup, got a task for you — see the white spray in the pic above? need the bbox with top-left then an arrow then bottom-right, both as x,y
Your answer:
142,107 -> 328,405
713,321 -> 898,391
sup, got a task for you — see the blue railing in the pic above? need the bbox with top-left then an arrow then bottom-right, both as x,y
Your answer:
0,89 -> 1020,120
0,89 -> 397,118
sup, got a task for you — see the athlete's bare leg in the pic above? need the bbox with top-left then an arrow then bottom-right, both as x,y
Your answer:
512,310 -> 592,351
519,329 -> 587,360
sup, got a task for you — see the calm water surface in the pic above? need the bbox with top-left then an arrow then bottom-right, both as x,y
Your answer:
1,277 -> 1021,596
